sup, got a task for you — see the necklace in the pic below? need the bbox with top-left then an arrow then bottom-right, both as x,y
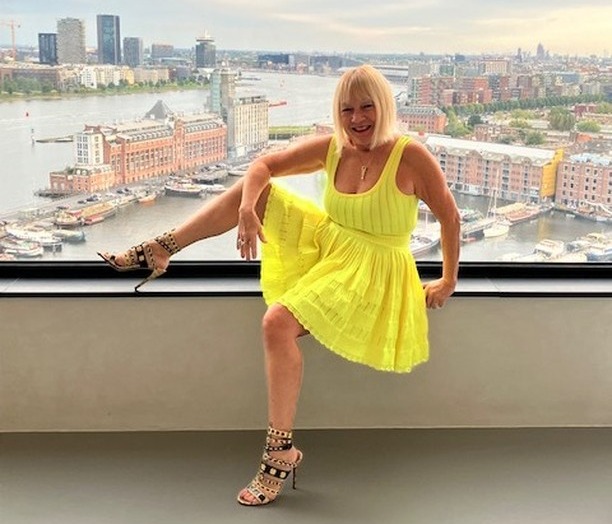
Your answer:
356,148 -> 373,181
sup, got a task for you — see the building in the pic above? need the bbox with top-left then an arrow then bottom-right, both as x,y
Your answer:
556,153 -> 612,212
425,136 -> 563,203
38,33 -> 58,65
226,95 -> 269,159
133,67 -> 170,85
410,76 -> 455,106
123,37 -> 143,67
478,59 -> 511,75
151,44 -> 174,62
0,63 -> 69,91
57,18 -> 86,64
397,106 -> 447,134
97,15 -> 121,65
207,68 -> 267,159
49,101 -> 227,193
209,68 -> 235,116
195,33 -> 216,68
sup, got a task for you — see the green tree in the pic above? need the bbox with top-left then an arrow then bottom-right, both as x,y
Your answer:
509,119 -> 531,129
525,131 -> 545,145
548,108 -> 575,131
576,120 -> 601,133
467,114 -> 483,128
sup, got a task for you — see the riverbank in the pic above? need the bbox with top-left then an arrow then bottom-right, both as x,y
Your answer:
0,83 -> 208,104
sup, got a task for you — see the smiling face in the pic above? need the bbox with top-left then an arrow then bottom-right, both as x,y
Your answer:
340,94 -> 377,150
332,65 -> 397,152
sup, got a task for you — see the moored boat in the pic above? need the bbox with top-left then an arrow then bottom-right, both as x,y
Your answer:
164,183 -> 203,198
410,232 -> 441,256
483,220 -> 510,238
0,238 -> 44,258
534,239 -> 566,259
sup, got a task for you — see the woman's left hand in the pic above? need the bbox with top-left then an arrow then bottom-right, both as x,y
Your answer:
423,278 -> 456,309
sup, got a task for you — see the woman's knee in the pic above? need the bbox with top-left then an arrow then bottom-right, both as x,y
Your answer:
262,304 -> 304,344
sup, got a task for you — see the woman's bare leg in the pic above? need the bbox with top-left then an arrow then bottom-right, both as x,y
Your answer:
238,303 -> 306,504
105,179 -> 269,267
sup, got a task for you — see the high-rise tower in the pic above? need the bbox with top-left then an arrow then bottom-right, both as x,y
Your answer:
195,32 -> 216,68
38,33 -> 58,65
123,37 -> 143,67
97,14 -> 121,65
57,18 -> 86,64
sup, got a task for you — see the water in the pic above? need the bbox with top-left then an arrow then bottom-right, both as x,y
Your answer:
0,72 -> 609,262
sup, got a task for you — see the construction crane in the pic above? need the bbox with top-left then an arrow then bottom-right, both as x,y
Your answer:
1,19 -> 20,60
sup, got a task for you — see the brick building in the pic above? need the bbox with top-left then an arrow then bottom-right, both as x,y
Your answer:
49,101 -> 226,193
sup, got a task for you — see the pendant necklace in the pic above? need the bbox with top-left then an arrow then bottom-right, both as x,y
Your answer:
357,149 -> 373,181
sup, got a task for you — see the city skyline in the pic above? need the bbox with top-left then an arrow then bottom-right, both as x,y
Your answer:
2,0 -> 611,57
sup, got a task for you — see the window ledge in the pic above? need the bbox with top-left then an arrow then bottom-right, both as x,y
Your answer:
1,277 -> 611,298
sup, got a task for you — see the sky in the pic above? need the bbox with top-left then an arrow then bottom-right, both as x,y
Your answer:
2,0 -> 611,56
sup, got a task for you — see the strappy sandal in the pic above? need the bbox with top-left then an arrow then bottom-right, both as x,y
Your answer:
97,230 -> 181,292
237,425 -> 303,506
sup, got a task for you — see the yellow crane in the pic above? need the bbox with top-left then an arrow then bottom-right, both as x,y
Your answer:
1,19 -> 21,60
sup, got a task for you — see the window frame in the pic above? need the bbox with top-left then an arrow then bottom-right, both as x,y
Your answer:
1,259 -> 610,282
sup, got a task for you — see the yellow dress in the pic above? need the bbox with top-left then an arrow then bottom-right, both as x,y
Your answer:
261,135 -> 429,373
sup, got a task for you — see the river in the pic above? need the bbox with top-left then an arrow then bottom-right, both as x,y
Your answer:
0,72 -> 609,262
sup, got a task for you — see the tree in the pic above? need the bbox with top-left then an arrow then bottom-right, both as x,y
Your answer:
576,120 -> 601,133
525,131 -> 545,145
467,114 -> 483,128
548,108 -> 575,131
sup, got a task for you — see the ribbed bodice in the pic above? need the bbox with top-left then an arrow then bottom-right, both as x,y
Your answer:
323,135 -> 418,239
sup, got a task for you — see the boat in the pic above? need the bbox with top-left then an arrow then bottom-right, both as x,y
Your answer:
482,169 -> 509,238
461,217 -> 496,242
483,221 -> 510,238
5,227 -> 63,251
585,246 -> 612,262
137,192 -> 157,203
504,205 -> 543,225
77,201 -> 118,224
534,239 -> 566,259
52,229 -> 86,243
164,183 -> 203,198
459,208 -> 483,223
410,232 -> 440,256
0,238 -> 44,258
201,183 -> 227,195
54,211 -> 84,228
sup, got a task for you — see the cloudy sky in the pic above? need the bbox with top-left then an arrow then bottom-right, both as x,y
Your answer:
3,0 -> 611,56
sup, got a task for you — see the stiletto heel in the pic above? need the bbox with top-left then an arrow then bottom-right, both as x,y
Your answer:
237,425 -> 303,506
98,230 -> 181,292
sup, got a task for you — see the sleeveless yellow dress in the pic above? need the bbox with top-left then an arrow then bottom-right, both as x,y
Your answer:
261,135 -> 429,373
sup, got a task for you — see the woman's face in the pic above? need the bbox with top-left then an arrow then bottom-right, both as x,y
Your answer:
339,92 -> 377,150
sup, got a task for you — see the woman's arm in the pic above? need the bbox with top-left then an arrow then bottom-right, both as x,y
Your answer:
239,134 -> 332,213
237,134 -> 332,260
404,140 -> 461,308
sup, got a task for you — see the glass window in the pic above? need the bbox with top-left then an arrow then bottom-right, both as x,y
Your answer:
0,2 -> 610,268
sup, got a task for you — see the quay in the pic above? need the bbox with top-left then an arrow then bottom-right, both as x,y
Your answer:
35,135 -> 74,144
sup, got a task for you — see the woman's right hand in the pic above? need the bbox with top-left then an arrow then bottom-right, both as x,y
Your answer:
237,208 -> 266,260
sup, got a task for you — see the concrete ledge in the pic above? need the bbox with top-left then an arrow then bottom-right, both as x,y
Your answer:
1,295 -> 611,432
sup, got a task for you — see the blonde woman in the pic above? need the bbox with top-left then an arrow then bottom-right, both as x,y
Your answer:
99,64 -> 461,506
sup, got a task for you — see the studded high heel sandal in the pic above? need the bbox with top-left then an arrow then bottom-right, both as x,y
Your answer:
237,425 -> 303,506
97,230 -> 181,292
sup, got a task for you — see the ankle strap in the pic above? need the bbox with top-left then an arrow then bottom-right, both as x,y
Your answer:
154,230 -> 181,255
265,424 -> 293,452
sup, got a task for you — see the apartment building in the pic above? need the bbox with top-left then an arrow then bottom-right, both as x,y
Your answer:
397,106 -> 447,134
425,136 -> 562,202
556,153 -> 612,208
57,18 -> 86,64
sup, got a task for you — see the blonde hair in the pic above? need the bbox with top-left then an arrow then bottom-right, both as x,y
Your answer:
332,64 -> 398,152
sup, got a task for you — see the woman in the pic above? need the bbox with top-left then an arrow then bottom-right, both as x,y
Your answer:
99,64 -> 461,506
